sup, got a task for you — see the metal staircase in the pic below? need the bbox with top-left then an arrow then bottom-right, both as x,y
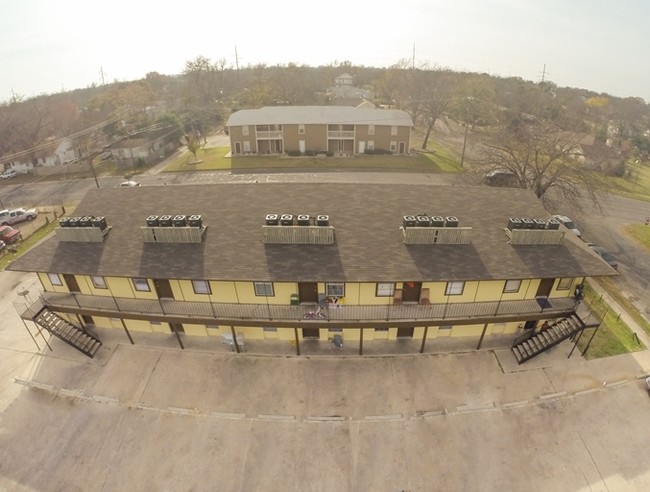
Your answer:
34,308 -> 102,358
511,314 -> 586,364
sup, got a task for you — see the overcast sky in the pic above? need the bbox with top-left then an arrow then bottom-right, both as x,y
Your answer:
1,0 -> 648,103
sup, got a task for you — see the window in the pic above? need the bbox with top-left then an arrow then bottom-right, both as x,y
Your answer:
557,277 -> 573,290
390,141 -> 397,152
368,125 -> 375,135
48,273 -> 62,286
91,276 -> 107,289
375,327 -> 389,332
133,278 -> 150,292
445,281 -> 465,296
368,140 -> 375,150
254,281 -> 274,296
326,282 -> 345,297
298,124 -> 305,134
192,280 -> 211,295
376,283 -> 395,297
242,125 -> 249,136
503,279 -> 521,293
243,141 -> 251,152
391,125 -> 398,136
263,326 -> 278,332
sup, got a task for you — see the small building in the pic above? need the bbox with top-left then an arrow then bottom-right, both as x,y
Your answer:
226,106 -> 412,156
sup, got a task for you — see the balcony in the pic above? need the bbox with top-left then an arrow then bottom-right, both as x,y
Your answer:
255,130 -> 283,139
327,131 -> 355,139
18,291 -> 579,327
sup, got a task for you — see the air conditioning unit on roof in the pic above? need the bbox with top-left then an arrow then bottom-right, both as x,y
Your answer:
416,215 -> 431,227
158,215 -> 173,227
297,214 -> 310,226
188,215 -> 202,227
403,215 -> 417,227
265,213 -> 279,226
146,215 -> 159,227
445,216 -> 459,227
173,215 -> 187,227
280,214 -> 294,226
316,215 -> 329,226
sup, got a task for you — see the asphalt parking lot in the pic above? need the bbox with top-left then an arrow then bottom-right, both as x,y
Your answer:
3,267 -> 650,491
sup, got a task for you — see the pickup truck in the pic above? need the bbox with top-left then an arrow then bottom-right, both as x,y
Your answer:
0,207 -> 38,225
0,225 -> 22,244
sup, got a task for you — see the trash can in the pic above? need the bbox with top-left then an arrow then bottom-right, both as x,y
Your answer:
290,294 -> 300,306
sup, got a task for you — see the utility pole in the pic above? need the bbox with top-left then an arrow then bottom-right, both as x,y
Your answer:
100,67 -> 106,86
541,64 -> 546,82
235,46 -> 239,71
412,43 -> 416,69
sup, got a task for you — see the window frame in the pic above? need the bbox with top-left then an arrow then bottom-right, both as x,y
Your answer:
445,281 -> 465,296
390,141 -> 397,152
503,279 -> 522,294
242,125 -> 249,136
391,125 -> 398,136
243,141 -> 251,152
48,273 -> 63,286
376,282 -> 395,297
298,124 -> 305,134
91,275 -> 107,289
254,281 -> 274,297
368,124 -> 375,135
192,280 -> 212,295
133,278 -> 151,292
557,277 -> 573,290
326,282 -> 345,297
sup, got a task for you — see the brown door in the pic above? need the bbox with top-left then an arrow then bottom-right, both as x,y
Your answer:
63,274 -> 80,293
401,282 -> 421,302
536,278 -> 555,298
397,327 -> 414,338
298,282 -> 319,303
399,142 -> 406,154
154,279 -> 174,299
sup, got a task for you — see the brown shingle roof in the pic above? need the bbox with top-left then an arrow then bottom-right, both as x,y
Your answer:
9,183 -> 616,282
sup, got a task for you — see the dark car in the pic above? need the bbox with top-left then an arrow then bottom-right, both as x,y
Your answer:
587,243 -> 618,270
0,225 -> 22,245
484,169 -> 518,187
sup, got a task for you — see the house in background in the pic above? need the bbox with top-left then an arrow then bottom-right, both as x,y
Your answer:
5,137 -> 77,174
226,106 -> 413,156
326,73 -> 373,106
10,183 -> 615,361
107,129 -> 181,168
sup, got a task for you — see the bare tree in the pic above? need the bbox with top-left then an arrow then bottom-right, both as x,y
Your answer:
480,118 -> 609,210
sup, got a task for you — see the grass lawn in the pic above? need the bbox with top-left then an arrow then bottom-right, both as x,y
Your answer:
622,223 -> 650,253
162,145 -> 453,173
577,281 -> 645,359
609,160 -> 650,202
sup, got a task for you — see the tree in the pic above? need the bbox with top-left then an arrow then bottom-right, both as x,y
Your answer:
479,119 -> 608,210
185,131 -> 201,162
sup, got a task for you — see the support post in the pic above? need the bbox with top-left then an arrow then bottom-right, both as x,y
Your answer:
230,326 -> 240,354
568,327 -> 586,358
476,323 -> 489,350
581,324 -> 601,357
359,328 -> 364,356
120,318 -> 134,345
293,327 -> 301,356
171,324 -> 184,350
420,326 -> 429,354
21,319 -> 41,352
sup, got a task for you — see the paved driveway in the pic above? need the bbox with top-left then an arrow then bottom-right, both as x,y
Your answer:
3,271 -> 650,491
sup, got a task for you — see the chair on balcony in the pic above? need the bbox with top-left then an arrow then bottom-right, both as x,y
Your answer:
419,288 -> 430,305
393,289 -> 403,305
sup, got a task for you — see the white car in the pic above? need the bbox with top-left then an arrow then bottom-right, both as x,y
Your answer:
1,169 -> 17,179
117,180 -> 141,187
552,215 -> 581,237
0,207 -> 38,225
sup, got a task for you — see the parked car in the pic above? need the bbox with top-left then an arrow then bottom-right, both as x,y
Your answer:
0,225 -> 22,244
0,207 -> 38,225
117,180 -> 141,187
587,243 -> 618,270
552,215 -> 581,237
1,169 -> 17,180
484,169 -> 518,187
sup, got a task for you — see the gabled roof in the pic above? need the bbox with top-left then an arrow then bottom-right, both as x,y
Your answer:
226,106 -> 413,127
9,183 -> 616,282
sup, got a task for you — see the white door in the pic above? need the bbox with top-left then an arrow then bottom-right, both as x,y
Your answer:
299,140 -> 306,153
359,141 -> 365,154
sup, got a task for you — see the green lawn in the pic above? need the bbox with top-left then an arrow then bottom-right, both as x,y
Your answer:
577,281 -> 645,359
162,145 -> 453,173
622,223 -> 650,253
609,160 -> 650,202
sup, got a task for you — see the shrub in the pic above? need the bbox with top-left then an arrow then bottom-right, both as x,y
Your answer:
305,150 -> 316,157
326,151 -> 334,157
287,150 -> 302,157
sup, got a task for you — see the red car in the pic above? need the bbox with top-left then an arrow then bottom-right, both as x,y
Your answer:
0,225 -> 22,244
